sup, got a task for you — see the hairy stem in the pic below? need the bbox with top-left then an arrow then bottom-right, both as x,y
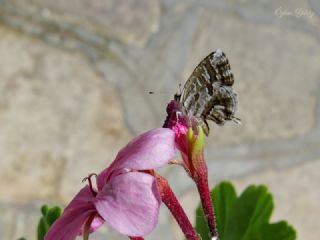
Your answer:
156,174 -> 200,240
196,175 -> 218,239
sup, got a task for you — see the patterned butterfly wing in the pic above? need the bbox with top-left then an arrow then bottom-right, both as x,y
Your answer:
178,49 -> 238,135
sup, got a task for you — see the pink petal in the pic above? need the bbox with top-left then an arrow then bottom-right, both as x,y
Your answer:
111,128 -> 176,171
45,186 -> 103,240
97,168 -> 128,192
94,172 -> 161,236
88,216 -> 105,233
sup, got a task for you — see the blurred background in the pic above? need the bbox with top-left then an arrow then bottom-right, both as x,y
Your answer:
0,0 -> 320,239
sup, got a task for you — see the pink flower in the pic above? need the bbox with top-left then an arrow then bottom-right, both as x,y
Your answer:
163,100 -> 206,180
163,100 -> 218,238
45,128 -> 176,240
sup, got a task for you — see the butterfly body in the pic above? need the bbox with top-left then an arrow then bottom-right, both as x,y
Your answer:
165,49 -> 239,135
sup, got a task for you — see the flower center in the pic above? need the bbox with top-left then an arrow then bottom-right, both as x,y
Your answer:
82,173 -> 98,196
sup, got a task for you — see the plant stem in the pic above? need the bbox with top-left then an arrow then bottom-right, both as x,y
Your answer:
156,174 -> 200,240
196,175 -> 218,239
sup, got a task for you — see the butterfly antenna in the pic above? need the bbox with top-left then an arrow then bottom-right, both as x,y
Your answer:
147,90 -> 171,95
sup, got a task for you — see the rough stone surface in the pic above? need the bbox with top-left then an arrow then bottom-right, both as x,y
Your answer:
236,0 -> 320,40
0,25 -> 131,204
1,0 -> 160,47
0,203 -> 15,239
11,203 -> 42,239
0,0 -> 320,239
188,9 -> 320,146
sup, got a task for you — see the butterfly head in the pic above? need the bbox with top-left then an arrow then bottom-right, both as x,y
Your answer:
174,93 -> 181,101
163,99 -> 203,137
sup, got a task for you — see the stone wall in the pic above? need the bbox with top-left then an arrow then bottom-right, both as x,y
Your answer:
0,0 -> 319,239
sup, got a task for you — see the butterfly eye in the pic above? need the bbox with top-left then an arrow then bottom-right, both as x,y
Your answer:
174,93 -> 181,101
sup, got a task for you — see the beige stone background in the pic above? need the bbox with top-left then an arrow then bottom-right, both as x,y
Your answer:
0,0 -> 320,239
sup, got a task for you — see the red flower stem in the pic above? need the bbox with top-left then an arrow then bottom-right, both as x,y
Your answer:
155,174 -> 200,240
196,175 -> 218,239
129,237 -> 144,240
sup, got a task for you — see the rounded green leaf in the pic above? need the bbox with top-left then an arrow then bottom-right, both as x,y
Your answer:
195,182 -> 297,240
37,205 -> 62,240
211,181 -> 237,239
224,185 -> 273,240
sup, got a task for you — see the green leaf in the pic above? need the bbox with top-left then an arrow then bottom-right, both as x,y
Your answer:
195,182 -> 296,240
41,205 -> 49,216
46,207 -> 62,226
37,205 -> 62,240
37,218 -> 49,240
224,185 -> 273,240
260,221 -> 297,240
195,205 -> 210,240
195,182 -> 237,240
211,181 -> 237,239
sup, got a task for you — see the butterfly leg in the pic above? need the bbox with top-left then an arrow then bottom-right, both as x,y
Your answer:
206,105 -> 227,125
201,119 -> 210,136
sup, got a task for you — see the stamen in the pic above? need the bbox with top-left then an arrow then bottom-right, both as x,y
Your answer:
82,173 -> 98,196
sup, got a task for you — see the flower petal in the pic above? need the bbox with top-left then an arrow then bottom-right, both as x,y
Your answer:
97,168 -> 128,192
94,172 -> 161,236
111,128 -> 176,171
45,186 -> 103,240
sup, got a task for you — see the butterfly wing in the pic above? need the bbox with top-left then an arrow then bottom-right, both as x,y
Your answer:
180,49 -> 238,135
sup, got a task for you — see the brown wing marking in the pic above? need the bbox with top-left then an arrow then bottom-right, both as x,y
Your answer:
179,49 -> 238,131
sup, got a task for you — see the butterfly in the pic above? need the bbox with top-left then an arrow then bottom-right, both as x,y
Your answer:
168,49 -> 240,135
